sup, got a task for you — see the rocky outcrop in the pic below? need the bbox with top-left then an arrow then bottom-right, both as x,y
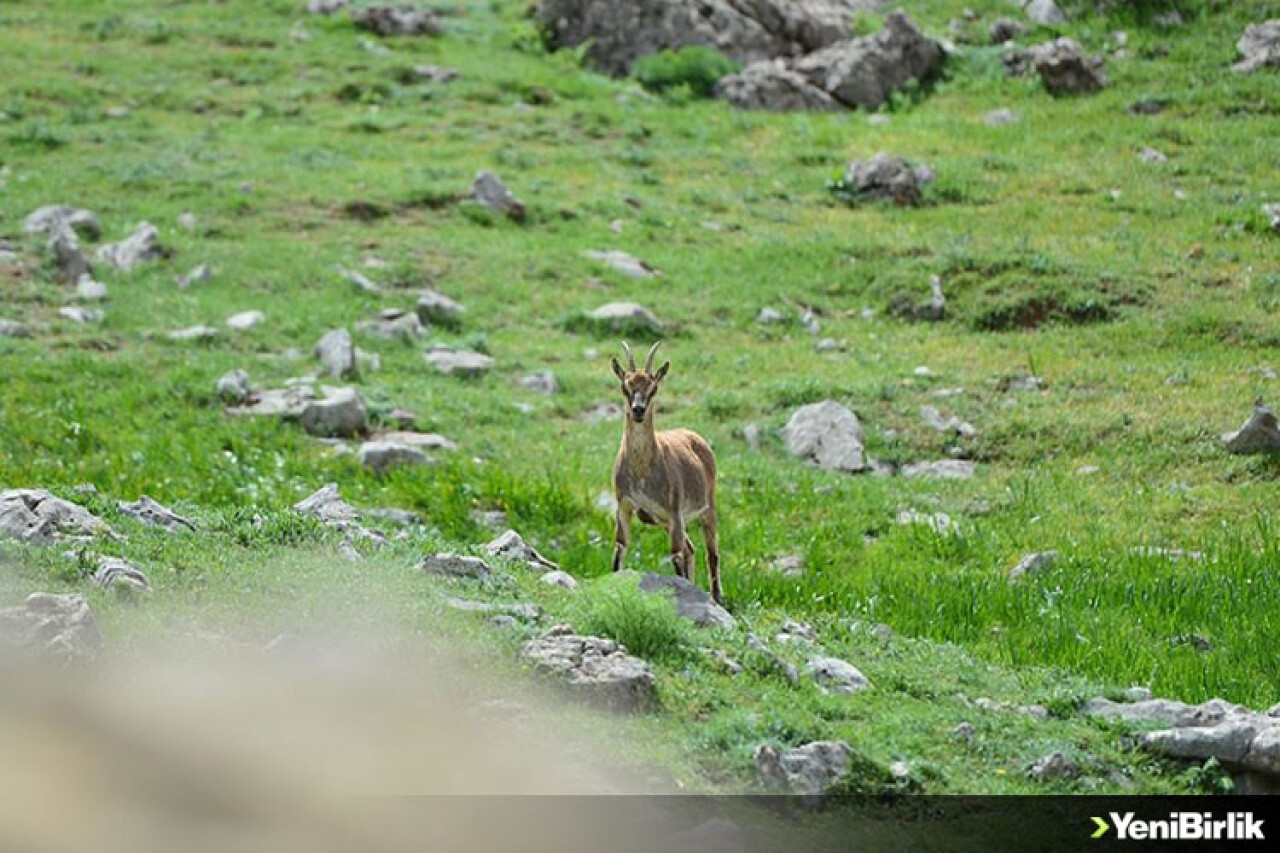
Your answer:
1233,20 -> 1280,73
754,740 -> 852,799
0,593 -> 102,660
0,489 -> 108,545
520,624 -> 658,712
537,0 -> 873,77
717,12 -> 942,112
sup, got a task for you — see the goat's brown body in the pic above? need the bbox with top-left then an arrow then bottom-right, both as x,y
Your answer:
613,420 -> 722,602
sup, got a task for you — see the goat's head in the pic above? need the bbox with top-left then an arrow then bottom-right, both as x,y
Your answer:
610,341 -> 669,424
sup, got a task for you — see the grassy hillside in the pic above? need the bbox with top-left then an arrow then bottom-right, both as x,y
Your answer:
2,0 -> 1278,794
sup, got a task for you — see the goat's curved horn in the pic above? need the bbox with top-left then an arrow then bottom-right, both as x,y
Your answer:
621,341 -> 636,371
644,341 -> 661,373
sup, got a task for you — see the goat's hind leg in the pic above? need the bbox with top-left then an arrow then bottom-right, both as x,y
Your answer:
704,506 -> 722,604
612,501 -> 633,573
669,516 -> 689,581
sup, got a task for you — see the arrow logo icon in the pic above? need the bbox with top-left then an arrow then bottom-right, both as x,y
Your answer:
1091,816 -> 1110,839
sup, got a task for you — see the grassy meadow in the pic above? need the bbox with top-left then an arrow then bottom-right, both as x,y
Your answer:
2,0 -> 1280,793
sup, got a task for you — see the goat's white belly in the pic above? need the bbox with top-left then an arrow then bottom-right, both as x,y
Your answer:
629,493 -> 705,525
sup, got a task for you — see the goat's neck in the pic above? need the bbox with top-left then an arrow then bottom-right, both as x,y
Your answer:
622,415 -> 658,471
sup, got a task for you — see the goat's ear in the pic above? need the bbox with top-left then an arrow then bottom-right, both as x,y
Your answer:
610,356 -> 627,381
653,361 -> 670,382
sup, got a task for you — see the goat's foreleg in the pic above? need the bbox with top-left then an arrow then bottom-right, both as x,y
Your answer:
612,501 -> 632,573
669,515 -> 689,580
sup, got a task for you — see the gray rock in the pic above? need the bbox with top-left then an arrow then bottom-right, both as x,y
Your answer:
419,553 -> 492,579
1124,686 -> 1154,702
1139,146 -> 1168,164
1024,0 -> 1066,27
989,17 -> 1025,44
715,60 -> 840,111
298,387 -> 367,437
1082,696 -> 1247,729
953,721 -> 976,743
0,319 -> 30,338
415,290 -> 465,326
351,4 -> 443,37
177,264 -> 212,289
409,64 -> 460,82
337,264 -> 382,293
1264,203 -> 1280,232
424,344 -> 493,378
896,508 -> 958,535
582,250 -> 660,279
316,329 -> 357,380
1233,20 -> 1280,73
74,276 -> 108,301
782,400 -> 866,473
24,205 -> 102,241
0,593 -> 102,660
357,308 -> 425,341
472,508 -> 511,530
306,0 -> 347,14
1224,399 -> 1280,454
769,553 -> 805,577
226,310 -> 264,330
517,371 -> 559,395
776,619 -> 817,644
226,385 -> 316,418
806,656 -> 872,694
746,633 -> 800,684
177,211 -> 197,230
841,152 -> 935,205
757,307 -> 785,324
96,222 -> 166,271
586,301 -> 663,333
485,529 -> 560,571
1033,38 -> 1106,95
376,430 -> 457,453
216,370 -> 251,403
293,483 -> 359,525
901,460 -> 976,480
985,107 -> 1018,126
357,440 -> 429,471
754,740 -> 852,798
118,495 -> 196,532
538,0 -> 868,77
472,170 -> 526,220
446,597 -> 540,621
638,573 -> 735,628
921,405 -> 975,437
167,325 -> 219,342
92,556 -> 150,594
58,306 -> 102,324
519,626 -> 658,712
1027,751 -> 1077,781
540,570 -> 578,590
0,489 -> 108,545
742,423 -> 762,449
1007,550 -> 1059,582
50,226 -> 92,285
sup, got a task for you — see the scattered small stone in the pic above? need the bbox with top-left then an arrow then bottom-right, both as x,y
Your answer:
298,387 -> 368,437
638,573 -> 734,629
92,557 -> 150,594
1139,147 -> 1168,164
58,306 -> 102,324
1027,751 -> 1078,781
216,370 -> 252,403
351,4 -> 443,38
1263,203 -> 1280,232
585,301 -> 663,333
806,656 -> 872,695
225,310 -> 264,331
316,328 -> 358,380
777,619 -> 817,644
357,440 -> 429,472
409,64 -> 459,82
50,227 -> 92,284
337,264 -> 382,293
177,264 -> 211,289
1024,0 -> 1066,27
177,211 -> 197,230
901,460 -> 976,480
24,205 -> 102,241
520,625 -> 658,713
1223,399 -> 1280,454
768,553 -> 805,578
746,634 -> 800,684
97,222 -> 166,271
118,495 -> 196,532
471,170 -> 526,220
985,108 -> 1018,126
895,508 -> 958,535
0,319 -> 31,338
419,552 -> 492,580
1128,97 -> 1169,115
306,0 -> 347,15
517,371 -> 558,395
709,650 -> 743,676
840,152 -> 934,206
1002,374 -> 1045,392
424,344 -> 493,378
1033,38 -> 1106,95
920,405 -> 976,437
582,250 -> 660,280
1007,550 -> 1060,582
757,307 -> 785,324
814,338 -> 845,353
989,17 -> 1025,44
446,598 -> 540,621
167,325 -> 219,342
293,483 -> 359,526
73,276 -> 108,301
357,308 -> 425,340
892,276 -> 947,322
485,529 -> 560,571
953,722 -> 976,744
415,289 -> 465,326
782,400 -> 866,473
540,570 -> 578,590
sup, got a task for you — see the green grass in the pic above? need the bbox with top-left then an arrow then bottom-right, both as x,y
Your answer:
2,0 -> 1279,793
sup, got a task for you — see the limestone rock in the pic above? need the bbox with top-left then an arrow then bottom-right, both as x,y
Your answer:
0,593 -> 102,660
424,344 -> 493,378
1007,550 -> 1059,582
419,553 -> 492,579
520,626 -> 657,712
638,573 -> 735,628
351,4 -> 443,37
92,557 -> 150,594
415,290 -> 465,326
806,656 -> 872,694
298,387 -> 367,437
582,250 -> 660,279
471,170 -> 526,220
96,222 -> 166,271
0,489 -> 108,545
118,495 -> 196,532
1233,20 -> 1280,73
293,483 -> 359,525
754,740 -> 852,799
1223,400 -> 1280,454
316,329 -> 358,380
485,530 -> 560,571
24,205 -> 102,241
840,152 -> 934,205
782,400 -> 865,473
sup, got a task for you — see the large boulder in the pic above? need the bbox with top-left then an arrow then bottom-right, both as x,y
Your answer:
1233,20 -> 1280,73
537,0 -> 872,77
781,400 -> 866,473
718,11 -> 942,112
638,573 -> 735,629
298,387 -> 368,437
0,489 -> 108,545
520,625 -> 658,712
0,593 -> 102,660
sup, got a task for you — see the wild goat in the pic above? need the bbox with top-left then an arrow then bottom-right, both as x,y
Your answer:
610,342 -> 722,602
